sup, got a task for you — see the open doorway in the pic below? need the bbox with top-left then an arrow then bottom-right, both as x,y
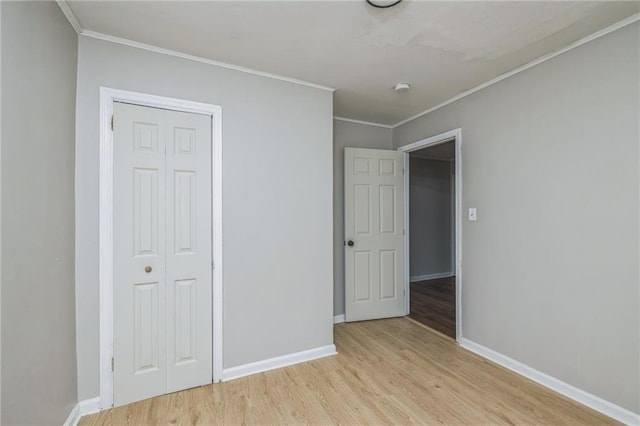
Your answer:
407,141 -> 455,338
398,129 -> 461,341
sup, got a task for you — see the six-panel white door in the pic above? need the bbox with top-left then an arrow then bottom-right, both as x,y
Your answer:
113,102 -> 212,406
344,148 -> 405,322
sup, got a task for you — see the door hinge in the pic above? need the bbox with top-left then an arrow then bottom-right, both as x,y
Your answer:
111,357 -> 114,371
110,115 -> 114,131
212,260 -> 215,271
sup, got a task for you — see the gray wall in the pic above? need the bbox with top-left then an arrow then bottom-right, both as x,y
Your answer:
0,2 -> 3,421
1,1 -> 78,423
75,36 -> 334,400
393,23 -> 640,413
333,120 -> 392,316
409,158 -> 453,278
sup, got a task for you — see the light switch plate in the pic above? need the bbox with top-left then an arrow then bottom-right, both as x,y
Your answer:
468,208 -> 477,221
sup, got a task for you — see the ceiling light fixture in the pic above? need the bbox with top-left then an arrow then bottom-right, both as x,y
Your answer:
394,83 -> 411,93
365,0 -> 403,9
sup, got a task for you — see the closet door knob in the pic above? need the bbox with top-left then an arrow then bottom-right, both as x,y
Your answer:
347,240 -> 354,247
145,266 -> 152,273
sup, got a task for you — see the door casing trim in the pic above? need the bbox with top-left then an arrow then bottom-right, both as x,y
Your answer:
98,87 -> 223,409
397,128 -> 462,342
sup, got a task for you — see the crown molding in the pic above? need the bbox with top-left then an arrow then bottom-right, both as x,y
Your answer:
333,116 -> 393,129
55,0 -> 82,34
54,0 -> 334,92
392,13 -> 640,128
80,30 -> 335,93
53,1 -> 638,127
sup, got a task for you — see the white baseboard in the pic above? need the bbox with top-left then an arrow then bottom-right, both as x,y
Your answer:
222,344 -> 337,382
64,345 -> 339,423
460,338 -> 640,426
63,397 -> 101,426
410,272 -> 453,282
333,314 -> 345,324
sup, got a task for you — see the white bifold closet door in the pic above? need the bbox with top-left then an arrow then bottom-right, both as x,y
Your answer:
113,102 -> 212,407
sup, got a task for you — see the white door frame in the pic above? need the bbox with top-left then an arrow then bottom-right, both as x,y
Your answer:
98,87 -> 223,409
397,128 -> 462,342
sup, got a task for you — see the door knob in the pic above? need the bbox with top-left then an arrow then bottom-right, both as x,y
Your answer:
347,240 -> 354,247
145,266 -> 152,273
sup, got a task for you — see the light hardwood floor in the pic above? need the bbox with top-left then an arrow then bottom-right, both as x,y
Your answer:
81,318 -> 617,425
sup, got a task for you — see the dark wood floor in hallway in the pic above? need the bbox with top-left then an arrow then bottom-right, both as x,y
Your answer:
409,276 -> 456,339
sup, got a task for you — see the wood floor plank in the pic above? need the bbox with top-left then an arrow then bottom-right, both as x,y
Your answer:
409,276 -> 456,339
81,318 -> 618,425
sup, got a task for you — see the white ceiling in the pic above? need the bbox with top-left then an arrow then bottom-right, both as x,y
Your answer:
66,1 -> 639,126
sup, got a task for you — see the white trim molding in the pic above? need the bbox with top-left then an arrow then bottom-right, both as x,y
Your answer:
55,0 -> 82,34
392,13 -> 640,128
333,116 -> 393,129
99,87 -> 224,408
82,31 -> 335,93
63,398 -> 101,426
56,1 -> 335,93
410,272 -> 454,282
54,0 -> 638,128
460,338 -> 640,426
222,345 -> 338,382
333,314 -> 346,324
398,129 -> 463,343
